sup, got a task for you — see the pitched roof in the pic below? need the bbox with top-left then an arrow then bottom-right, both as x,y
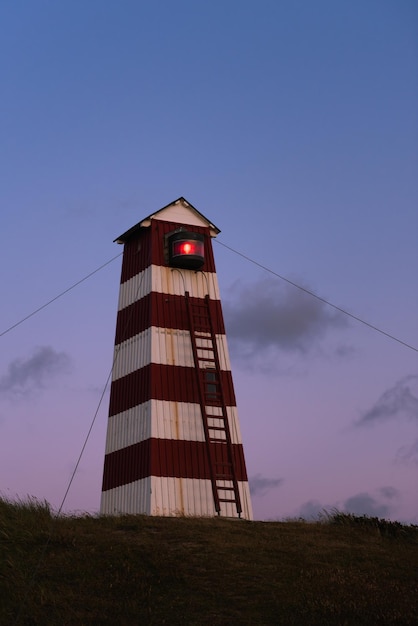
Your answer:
114,197 -> 221,244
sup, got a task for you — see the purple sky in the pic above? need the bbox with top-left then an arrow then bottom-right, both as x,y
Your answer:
1,1 -> 417,522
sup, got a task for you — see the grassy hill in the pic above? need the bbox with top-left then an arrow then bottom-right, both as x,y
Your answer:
1,498 -> 418,625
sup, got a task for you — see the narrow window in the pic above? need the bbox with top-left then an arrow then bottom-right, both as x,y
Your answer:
205,370 -> 218,402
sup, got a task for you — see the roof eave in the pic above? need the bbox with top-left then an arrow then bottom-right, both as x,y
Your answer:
114,197 -> 221,244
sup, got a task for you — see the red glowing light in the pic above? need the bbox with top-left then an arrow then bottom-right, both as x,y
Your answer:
173,240 -> 204,257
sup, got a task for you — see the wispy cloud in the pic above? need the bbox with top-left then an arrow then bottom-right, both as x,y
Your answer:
378,486 -> 399,500
249,473 -> 283,496
297,499 -> 329,520
342,489 -> 399,518
223,277 -> 347,366
396,439 -> 418,466
358,375 -> 418,425
0,346 -> 72,396
298,487 -> 400,520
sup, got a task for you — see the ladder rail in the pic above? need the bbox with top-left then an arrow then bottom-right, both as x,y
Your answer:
185,291 -> 221,513
204,295 -> 242,516
185,291 -> 242,517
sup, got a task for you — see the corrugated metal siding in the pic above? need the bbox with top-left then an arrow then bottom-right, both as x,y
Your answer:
120,220 -> 217,284
151,477 -> 216,517
112,328 -> 152,380
102,477 -> 252,519
239,481 -> 253,520
118,265 -> 221,311
100,477 -> 151,515
114,292 -> 152,345
102,439 -> 247,490
115,292 -> 225,344
112,329 -> 231,380
118,265 -> 152,310
105,401 -> 205,454
106,402 -> 243,454
153,266 -> 220,302
150,220 -> 217,272
105,402 -> 152,454
150,400 -> 205,443
119,231 -> 152,284
225,406 -> 244,445
102,439 -> 151,490
108,364 -> 236,416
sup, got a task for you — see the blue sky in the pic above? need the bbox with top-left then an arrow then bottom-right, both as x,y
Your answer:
1,1 -> 417,521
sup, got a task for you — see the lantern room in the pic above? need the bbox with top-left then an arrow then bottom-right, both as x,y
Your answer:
167,230 -> 205,270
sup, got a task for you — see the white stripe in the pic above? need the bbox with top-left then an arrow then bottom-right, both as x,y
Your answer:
100,477 -> 151,515
118,265 -> 221,311
111,327 -> 232,380
101,476 -> 253,519
105,400 -> 244,453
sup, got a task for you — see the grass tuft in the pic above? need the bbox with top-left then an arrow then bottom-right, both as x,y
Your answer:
1,497 -> 418,625
325,508 -> 418,539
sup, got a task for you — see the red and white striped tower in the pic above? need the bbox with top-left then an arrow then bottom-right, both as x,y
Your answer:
100,198 -> 253,519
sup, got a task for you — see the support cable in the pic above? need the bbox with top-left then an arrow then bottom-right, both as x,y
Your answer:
1,252 -> 122,338
13,260 -> 146,625
9,239 -> 417,621
215,240 -> 418,354
1,245 -> 416,353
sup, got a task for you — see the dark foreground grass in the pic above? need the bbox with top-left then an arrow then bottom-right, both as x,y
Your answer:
1,498 -> 418,625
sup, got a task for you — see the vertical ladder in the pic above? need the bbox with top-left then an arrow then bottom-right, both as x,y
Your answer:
185,291 -> 242,517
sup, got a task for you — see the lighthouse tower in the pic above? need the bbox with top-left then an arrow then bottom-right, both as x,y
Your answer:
100,198 -> 253,519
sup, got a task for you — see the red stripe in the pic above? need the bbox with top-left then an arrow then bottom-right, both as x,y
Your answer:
108,363 -> 236,416
120,220 -> 217,283
115,292 -> 226,344
119,232 -> 152,284
102,438 -> 248,490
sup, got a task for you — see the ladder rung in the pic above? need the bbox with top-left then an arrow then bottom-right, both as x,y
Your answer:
186,292 -> 242,517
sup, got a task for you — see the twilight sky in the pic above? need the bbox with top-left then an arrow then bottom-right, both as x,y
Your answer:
1,1 -> 417,522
